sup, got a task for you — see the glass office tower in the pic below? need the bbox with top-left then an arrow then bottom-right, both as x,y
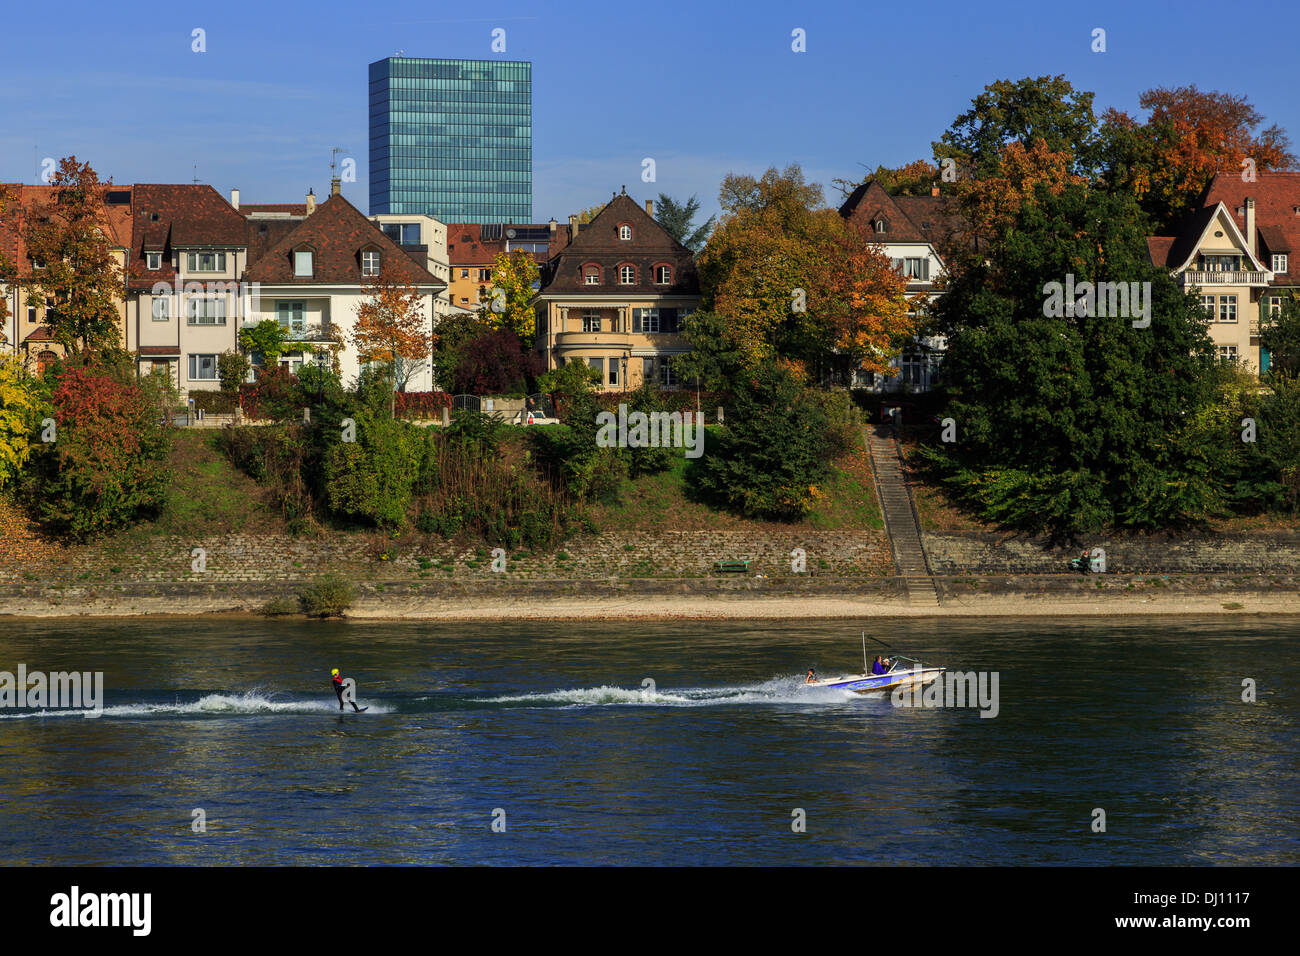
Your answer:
369,57 -> 532,223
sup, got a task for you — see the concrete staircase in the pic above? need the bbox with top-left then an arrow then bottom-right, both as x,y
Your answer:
867,426 -> 940,608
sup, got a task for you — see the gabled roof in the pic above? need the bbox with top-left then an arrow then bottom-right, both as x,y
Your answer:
537,192 -> 699,297
126,184 -> 248,290
838,180 -> 961,246
242,195 -> 444,288
1203,171 -> 1300,278
1147,202 -> 1268,273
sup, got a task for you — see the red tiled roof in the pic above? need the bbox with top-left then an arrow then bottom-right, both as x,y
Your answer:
838,181 -> 961,245
446,222 -> 554,267
22,325 -> 56,343
125,185 -> 247,291
243,195 -> 443,287
537,193 -> 699,297
1203,171 -> 1300,282
241,203 -> 309,215
0,183 -> 132,280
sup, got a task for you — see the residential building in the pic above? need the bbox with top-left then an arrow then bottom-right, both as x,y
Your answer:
367,213 -> 454,326
368,57 -> 532,223
838,181 -> 961,391
1148,171 -> 1300,373
533,191 -> 700,390
0,183 -> 132,374
446,221 -> 556,310
241,187 -> 447,389
124,184 -> 249,392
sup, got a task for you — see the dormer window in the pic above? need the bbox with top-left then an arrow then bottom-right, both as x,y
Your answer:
619,224 -> 632,240
583,265 -> 601,285
874,219 -> 887,234
619,265 -> 635,284
294,250 -> 313,278
655,265 -> 672,284
362,250 -> 380,277
146,252 -> 161,271
187,252 -> 225,273
1274,254 -> 1289,273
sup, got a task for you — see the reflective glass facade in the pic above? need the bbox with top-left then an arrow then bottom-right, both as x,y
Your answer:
369,57 -> 532,223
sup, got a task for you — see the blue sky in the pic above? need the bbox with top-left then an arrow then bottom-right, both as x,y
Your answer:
3,0 -> 1298,223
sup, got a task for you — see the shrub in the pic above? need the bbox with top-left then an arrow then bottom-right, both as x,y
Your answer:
258,596 -> 300,617
453,329 -> 542,395
218,350 -> 250,395
238,365 -> 299,421
322,413 -> 424,527
25,358 -> 171,539
298,574 -> 356,618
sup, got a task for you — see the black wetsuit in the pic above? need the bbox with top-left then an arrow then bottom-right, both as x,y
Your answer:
332,675 -> 360,712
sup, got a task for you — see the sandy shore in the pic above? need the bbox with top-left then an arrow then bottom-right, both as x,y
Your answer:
4,589 -> 1298,620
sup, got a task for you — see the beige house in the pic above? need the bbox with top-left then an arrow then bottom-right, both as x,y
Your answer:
533,191 -> 700,389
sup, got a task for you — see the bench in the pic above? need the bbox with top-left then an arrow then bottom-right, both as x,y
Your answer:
715,559 -> 752,573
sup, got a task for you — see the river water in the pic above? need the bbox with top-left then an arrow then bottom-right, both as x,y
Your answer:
0,616 -> 1295,865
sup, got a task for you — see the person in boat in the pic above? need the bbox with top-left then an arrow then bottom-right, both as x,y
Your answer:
871,655 -> 889,676
330,668 -> 362,713
805,668 -> 818,684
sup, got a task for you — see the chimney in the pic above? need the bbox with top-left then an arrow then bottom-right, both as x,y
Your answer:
645,199 -> 654,217
306,189 -> 316,216
330,177 -> 341,197
549,217 -> 557,235
230,188 -> 240,210
568,213 -> 578,242
930,186 -> 940,197
1245,197 -> 1256,255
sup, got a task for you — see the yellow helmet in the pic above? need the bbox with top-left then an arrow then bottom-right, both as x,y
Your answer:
331,668 -> 339,676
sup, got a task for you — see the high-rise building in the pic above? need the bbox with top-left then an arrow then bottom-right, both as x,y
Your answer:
368,57 -> 532,224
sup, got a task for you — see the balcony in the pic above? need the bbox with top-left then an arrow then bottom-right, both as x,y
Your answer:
1180,270 -> 1270,287
555,330 -> 631,350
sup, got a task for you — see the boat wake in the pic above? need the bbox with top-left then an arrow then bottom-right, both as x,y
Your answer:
0,690 -> 392,720
475,676 -> 863,709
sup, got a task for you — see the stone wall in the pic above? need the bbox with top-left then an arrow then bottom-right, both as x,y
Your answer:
923,531 -> 1300,575
0,529 -> 893,589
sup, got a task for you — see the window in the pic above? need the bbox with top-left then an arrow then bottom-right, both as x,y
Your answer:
478,268 -> 491,281
151,298 -> 170,322
276,301 -> 306,334
459,296 -> 469,304
1198,254 -> 1242,272
584,268 -> 600,285
638,308 -> 660,333
609,359 -> 619,386
1267,296 -> 1283,317
874,220 -> 887,234
659,358 -> 677,387
587,357 -> 603,380
1217,344 -> 1238,363
655,265 -> 671,284
582,311 -> 602,333
186,252 -> 225,273
460,268 -> 470,278
901,257 -> 929,279
1273,254 -> 1288,273
188,354 -> 217,380
1218,295 -> 1237,323
619,265 -> 635,284
619,224 -> 632,240
362,251 -> 381,277
642,357 -> 655,381
186,297 -> 226,325
294,250 -> 313,277
26,306 -> 36,324
146,252 -> 162,270
1199,295 -> 1216,317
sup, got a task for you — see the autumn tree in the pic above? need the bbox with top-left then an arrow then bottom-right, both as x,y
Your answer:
833,159 -> 939,199
696,164 -> 911,383
478,249 -> 540,345
22,157 -> 125,355
575,202 -> 606,224
0,355 -> 46,488
1101,86 -> 1297,228
352,267 -> 432,413
0,185 -> 15,335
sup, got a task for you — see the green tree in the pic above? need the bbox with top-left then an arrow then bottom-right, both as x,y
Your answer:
655,194 -> 716,252
239,319 -> 289,368
832,159 -> 939,199
691,361 -> 833,520
478,250 -> 540,345
218,350 -> 250,395
0,355 -> 47,487
932,76 -> 1099,180
920,174 -> 1220,534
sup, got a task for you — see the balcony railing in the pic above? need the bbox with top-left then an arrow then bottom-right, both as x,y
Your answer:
1180,270 -> 1270,286
555,330 -> 631,349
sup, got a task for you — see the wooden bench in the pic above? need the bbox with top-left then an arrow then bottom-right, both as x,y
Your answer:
715,559 -> 752,573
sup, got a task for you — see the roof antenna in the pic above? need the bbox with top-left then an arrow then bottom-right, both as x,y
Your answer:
193,163 -> 199,185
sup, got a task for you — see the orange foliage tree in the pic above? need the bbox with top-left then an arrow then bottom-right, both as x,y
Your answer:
351,267 -> 431,412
